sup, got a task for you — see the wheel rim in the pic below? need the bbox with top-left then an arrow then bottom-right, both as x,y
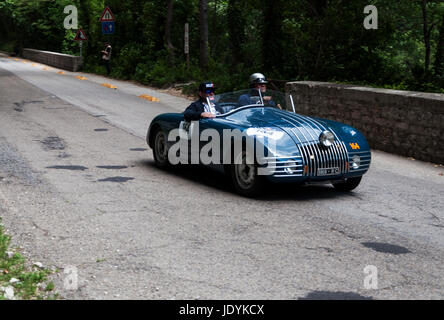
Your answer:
234,153 -> 255,189
155,131 -> 167,163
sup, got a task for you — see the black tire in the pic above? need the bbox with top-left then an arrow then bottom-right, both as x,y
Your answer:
152,129 -> 170,168
229,151 -> 265,197
333,176 -> 362,191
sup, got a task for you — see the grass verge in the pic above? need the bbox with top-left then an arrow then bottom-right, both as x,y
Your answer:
0,218 -> 58,300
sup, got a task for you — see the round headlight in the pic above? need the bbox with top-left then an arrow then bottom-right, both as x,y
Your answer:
319,131 -> 335,147
351,155 -> 361,169
284,161 -> 298,174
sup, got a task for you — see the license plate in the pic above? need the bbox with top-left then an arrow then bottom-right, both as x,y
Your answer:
317,167 -> 340,176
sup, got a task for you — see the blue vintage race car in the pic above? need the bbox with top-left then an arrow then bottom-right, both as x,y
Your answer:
146,89 -> 371,196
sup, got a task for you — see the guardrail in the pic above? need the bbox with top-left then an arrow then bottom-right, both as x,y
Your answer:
0,50 -> 14,56
287,81 -> 444,164
22,48 -> 83,72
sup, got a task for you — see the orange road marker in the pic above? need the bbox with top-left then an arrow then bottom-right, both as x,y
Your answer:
76,76 -> 88,80
101,83 -> 117,89
58,71 -> 65,75
138,94 -> 160,102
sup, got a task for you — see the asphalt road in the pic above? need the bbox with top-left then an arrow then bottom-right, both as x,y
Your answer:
1,54 -> 444,300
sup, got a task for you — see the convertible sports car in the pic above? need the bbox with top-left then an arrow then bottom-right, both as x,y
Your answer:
146,89 -> 371,196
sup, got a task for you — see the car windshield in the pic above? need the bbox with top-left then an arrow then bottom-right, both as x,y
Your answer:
211,89 -> 294,116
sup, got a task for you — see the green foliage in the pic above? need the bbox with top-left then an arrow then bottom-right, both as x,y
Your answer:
0,219 -> 57,300
0,0 -> 443,93
110,42 -> 144,79
135,57 -> 200,88
61,30 -> 77,55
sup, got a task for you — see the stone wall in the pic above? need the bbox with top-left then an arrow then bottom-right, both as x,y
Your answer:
22,49 -> 83,72
286,81 -> 444,164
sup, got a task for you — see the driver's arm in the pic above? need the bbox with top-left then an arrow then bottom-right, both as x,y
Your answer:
184,102 -> 203,121
263,97 -> 282,109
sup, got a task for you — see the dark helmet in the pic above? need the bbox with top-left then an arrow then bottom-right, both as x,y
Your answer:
199,81 -> 215,94
249,73 -> 268,86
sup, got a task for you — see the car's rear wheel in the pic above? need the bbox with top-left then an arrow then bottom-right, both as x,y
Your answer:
230,151 -> 265,197
153,129 -> 170,168
333,176 -> 362,191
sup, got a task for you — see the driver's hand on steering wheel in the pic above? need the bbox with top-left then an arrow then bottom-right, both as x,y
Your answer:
264,96 -> 282,109
201,112 -> 216,118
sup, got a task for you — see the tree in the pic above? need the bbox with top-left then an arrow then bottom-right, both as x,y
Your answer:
165,0 -> 175,64
434,14 -> 444,77
421,0 -> 433,76
78,0 -> 91,57
262,0 -> 284,72
199,0 -> 209,70
227,0 -> 244,68
0,0 -> 442,93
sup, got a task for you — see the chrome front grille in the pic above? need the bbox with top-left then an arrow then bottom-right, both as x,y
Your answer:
348,150 -> 371,173
263,112 -> 353,178
262,156 -> 304,177
298,141 -> 350,177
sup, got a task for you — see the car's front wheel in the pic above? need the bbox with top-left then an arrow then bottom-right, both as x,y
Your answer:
333,176 -> 362,191
153,129 -> 170,168
229,151 -> 265,197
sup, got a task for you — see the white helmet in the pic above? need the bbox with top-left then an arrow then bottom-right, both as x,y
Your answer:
249,73 -> 268,86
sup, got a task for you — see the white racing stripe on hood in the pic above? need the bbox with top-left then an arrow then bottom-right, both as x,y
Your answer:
276,112 -> 329,144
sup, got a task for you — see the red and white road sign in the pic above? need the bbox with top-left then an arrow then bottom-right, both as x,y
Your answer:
74,29 -> 88,41
99,6 -> 115,22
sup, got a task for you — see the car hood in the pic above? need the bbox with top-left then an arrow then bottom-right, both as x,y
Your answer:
234,108 -> 336,144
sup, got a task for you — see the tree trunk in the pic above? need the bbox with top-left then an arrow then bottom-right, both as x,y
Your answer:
306,0 -> 327,78
227,0 -> 244,67
421,0 -> 431,77
434,14 -> 444,77
0,14 -> 11,37
313,0 -> 327,16
79,0 -> 91,57
165,0 -> 175,64
262,0 -> 284,70
199,0 -> 209,70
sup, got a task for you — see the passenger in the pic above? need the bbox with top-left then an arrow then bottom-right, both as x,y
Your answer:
184,82 -> 223,121
238,73 -> 282,109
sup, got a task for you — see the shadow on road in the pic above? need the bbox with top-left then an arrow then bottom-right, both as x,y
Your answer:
137,160 -> 354,202
298,291 -> 372,300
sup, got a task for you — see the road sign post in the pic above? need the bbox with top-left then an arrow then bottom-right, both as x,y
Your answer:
73,29 -> 88,58
185,23 -> 189,69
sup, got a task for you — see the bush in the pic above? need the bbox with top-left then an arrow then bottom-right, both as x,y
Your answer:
110,43 -> 144,79
135,58 -> 201,88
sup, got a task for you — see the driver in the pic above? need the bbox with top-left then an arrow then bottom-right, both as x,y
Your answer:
184,82 -> 223,121
238,73 -> 282,109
